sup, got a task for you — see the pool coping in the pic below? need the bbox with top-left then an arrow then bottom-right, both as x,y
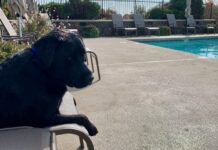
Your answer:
129,34 -> 218,59
128,34 -> 218,42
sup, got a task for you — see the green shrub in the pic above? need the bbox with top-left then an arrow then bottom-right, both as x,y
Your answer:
39,0 -> 101,19
64,0 -> 101,19
0,41 -> 28,63
169,0 -> 186,19
147,7 -> 172,19
80,25 -> 100,38
0,2 -> 15,19
39,2 -> 66,19
160,26 -> 171,36
169,0 -> 204,19
24,14 -> 52,40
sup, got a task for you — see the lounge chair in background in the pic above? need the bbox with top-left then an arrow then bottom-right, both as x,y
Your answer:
133,14 -> 160,35
112,14 -> 137,36
187,15 -> 215,34
186,15 -> 198,34
166,14 -> 182,34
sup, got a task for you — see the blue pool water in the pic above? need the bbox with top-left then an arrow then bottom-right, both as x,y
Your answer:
139,38 -> 218,59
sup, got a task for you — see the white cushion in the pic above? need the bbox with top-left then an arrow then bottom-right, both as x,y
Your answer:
0,127 -> 50,150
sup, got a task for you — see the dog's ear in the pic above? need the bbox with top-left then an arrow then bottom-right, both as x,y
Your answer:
32,34 -> 60,68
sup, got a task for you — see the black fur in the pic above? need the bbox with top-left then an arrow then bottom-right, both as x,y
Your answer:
0,29 -> 98,136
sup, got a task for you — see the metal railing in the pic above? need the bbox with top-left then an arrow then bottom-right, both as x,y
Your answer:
38,0 -> 68,4
37,0 -> 165,19
91,0 -> 164,15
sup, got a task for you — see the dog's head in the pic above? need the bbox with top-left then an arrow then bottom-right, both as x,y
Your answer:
32,29 -> 93,88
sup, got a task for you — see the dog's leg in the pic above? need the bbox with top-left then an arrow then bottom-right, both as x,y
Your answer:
44,114 -> 98,136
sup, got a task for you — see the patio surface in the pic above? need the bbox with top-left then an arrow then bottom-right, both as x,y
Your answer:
58,36 -> 218,150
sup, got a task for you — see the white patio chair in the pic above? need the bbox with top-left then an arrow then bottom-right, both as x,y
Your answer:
187,15 -> 215,34
133,14 -> 160,35
166,14 -> 183,34
112,14 -> 137,36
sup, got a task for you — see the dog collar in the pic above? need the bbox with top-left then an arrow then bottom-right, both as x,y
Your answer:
31,47 -> 42,61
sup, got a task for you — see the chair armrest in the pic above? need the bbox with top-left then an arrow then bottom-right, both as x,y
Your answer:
50,124 -> 94,150
85,48 -> 101,81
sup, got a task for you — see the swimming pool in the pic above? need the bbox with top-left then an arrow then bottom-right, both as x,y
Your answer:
137,38 -> 218,59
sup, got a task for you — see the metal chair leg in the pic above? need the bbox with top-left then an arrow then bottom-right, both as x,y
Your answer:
77,137 -> 85,150
86,50 -> 101,81
89,52 -> 95,72
91,52 -> 101,81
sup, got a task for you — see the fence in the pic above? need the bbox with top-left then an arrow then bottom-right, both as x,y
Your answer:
38,0 -> 68,4
37,0 -> 165,18
91,0 -> 164,16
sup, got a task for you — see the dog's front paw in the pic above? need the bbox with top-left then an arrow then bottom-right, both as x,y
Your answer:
87,122 -> 98,136
80,114 -> 98,136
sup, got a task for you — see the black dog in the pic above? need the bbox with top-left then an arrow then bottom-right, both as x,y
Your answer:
0,29 -> 98,136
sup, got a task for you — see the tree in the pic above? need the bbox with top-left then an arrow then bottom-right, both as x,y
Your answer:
135,5 -> 146,16
169,0 -> 186,19
147,7 -> 172,19
169,0 -> 204,19
0,1 -> 13,19
101,8 -> 116,19
39,0 -> 101,19
0,0 -> 7,7
66,0 -> 100,19
191,0 -> 204,19
39,2 -> 65,19
82,0 -> 101,19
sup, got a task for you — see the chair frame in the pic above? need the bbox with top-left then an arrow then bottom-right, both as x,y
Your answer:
112,14 -> 137,36
133,14 -> 160,36
0,92 -> 95,150
186,15 -> 215,34
186,15 -> 197,34
166,14 -> 183,34
86,48 -> 101,81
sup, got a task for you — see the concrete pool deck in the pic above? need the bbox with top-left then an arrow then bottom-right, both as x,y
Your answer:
58,36 -> 218,150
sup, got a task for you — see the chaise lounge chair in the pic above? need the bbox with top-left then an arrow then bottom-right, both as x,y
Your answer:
166,14 -> 183,34
0,92 -> 95,150
133,14 -> 160,35
0,8 -> 36,43
187,15 -> 215,34
186,15 -> 197,34
112,14 -> 137,36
